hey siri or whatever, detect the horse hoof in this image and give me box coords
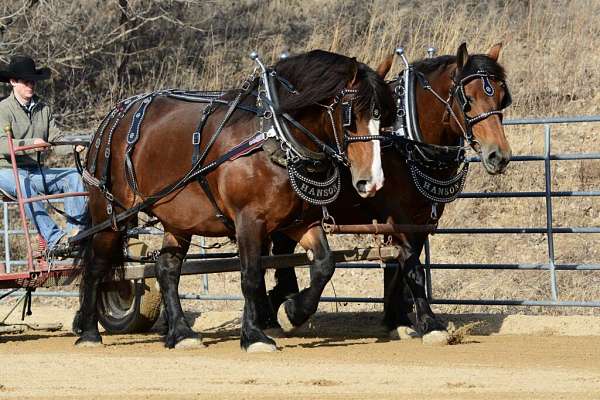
[264,327,286,339]
[277,305,296,333]
[246,342,277,353]
[389,326,420,341]
[74,337,103,348]
[422,330,450,346]
[174,337,205,349]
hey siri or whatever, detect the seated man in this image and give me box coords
[0,55,88,251]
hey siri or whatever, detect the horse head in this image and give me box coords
[343,61,396,197]
[450,42,512,174]
[273,50,395,198]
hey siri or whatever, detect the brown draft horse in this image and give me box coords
[73,50,395,351]
[267,43,513,343]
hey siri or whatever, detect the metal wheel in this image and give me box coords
[97,239,162,333]
[97,278,162,333]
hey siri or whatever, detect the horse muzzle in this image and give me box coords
[353,176,384,198]
[481,145,511,175]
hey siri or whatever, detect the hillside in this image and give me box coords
[2,0,600,314]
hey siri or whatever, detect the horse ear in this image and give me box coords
[456,42,469,71]
[376,54,394,78]
[487,42,503,61]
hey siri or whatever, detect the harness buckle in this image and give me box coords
[372,107,381,121]
[265,126,276,138]
[321,206,336,234]
[285,148,300,164]
[192,132,201,145]
[241,80,251,91]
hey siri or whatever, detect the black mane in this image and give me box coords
[412,55,456,75]
[274,50,356,112]
[413,53,506,81]
[222,50,395,127]
[274,50,395,125]
[353,62,396,127]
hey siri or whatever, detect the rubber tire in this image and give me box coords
[97,278,162,334]
[97,239,162,334]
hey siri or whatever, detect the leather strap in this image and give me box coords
[197,176,235,231]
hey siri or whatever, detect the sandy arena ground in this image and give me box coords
[2,305,600,400]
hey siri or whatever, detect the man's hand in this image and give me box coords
[75,145,85,153]
[32,138,50,152]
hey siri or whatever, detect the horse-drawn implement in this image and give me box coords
[0,49,408,347]
[0,123,404,334]
[1,43,514,351]
[0,125,406,322]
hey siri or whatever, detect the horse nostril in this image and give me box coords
[488,150,500,163]
[485,148,510,171]
[356,180,368,192]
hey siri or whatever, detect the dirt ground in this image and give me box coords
[2,305,600,400]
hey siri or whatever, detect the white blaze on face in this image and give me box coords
[368,118,384,191]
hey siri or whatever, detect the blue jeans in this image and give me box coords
[0,166,88,249]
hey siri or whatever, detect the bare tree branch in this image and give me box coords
[51,18,153,65]
[116,0,133,87]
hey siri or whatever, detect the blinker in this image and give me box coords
[499,83,512,110]
[342,101,352,127]
[457,86,471,112]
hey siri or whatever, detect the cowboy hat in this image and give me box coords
[0,56,51,83]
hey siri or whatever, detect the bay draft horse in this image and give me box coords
[267,43,513,343]
[73,50,396,351]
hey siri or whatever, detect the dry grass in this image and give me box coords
[3,0,600,315]
[446,321,485,345]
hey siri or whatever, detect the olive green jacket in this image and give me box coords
[0,92,66,169]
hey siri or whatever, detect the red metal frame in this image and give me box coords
[0,128,88,289]
[7,133,38,271]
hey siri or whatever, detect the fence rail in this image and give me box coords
[421,115,600,307]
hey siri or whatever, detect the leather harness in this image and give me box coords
[72,67,370,243]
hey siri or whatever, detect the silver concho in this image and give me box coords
[482,76,495,97]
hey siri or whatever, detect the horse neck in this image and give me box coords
[416,65,462,147]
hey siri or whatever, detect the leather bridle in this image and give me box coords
[448,70,512,149]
